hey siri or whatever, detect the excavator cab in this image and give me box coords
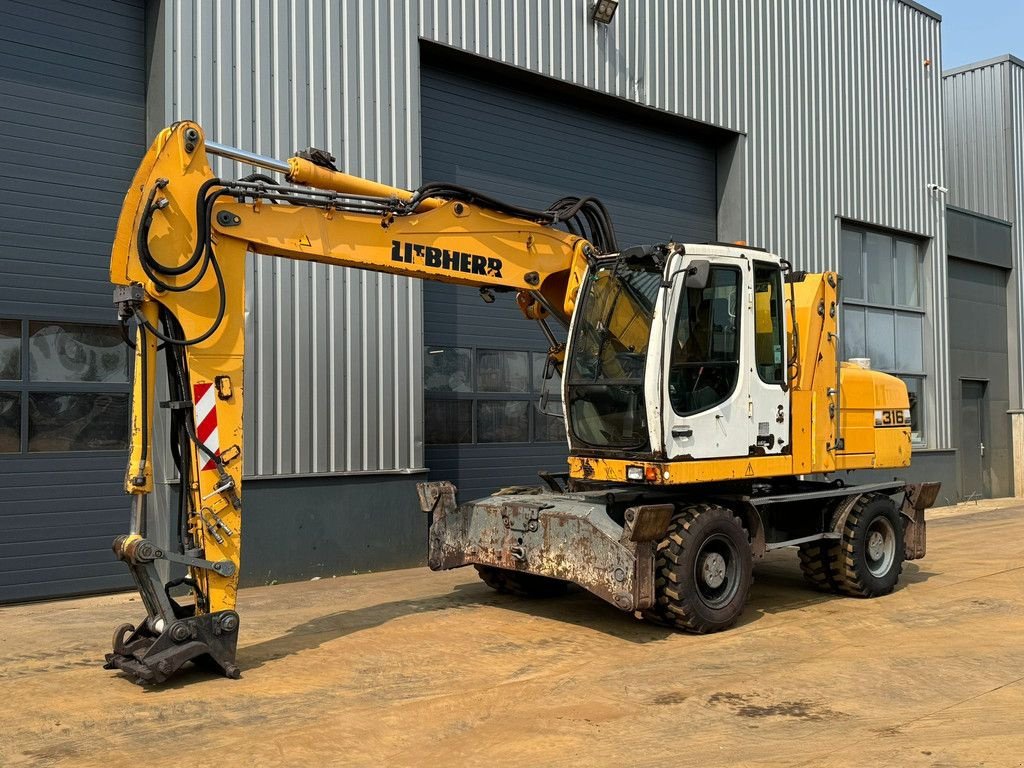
[562,244,790,463]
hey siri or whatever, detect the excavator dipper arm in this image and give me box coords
[103,121,606,684]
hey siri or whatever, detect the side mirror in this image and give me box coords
[543,354,557,380]
[683,259,710,290]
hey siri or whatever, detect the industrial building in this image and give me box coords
[0,0,1019,602]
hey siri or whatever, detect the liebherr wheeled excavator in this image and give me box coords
[103,122,938,685]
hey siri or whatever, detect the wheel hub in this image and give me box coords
[867,531,885,561]
[865,516,897,577]
[701,552,727,589]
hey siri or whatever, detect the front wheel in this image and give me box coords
[644,504,753,633]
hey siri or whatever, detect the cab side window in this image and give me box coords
[753,263,786,385]
[669,267,741,415]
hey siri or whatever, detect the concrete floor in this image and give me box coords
[1,502,1023,768]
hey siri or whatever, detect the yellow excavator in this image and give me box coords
[103,122,939,685]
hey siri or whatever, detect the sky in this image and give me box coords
[924,0,1024,69]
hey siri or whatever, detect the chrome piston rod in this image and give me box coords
[205,140,291,175]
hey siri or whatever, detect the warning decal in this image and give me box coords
[193,382,221,471]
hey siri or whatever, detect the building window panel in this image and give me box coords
[28,392,129,452]
[895,239,921,307]
[425,346,567,446]
[477,400,529,442]
[533,403,565,442]
[0,320,20,381]
[28,322,129,383]
[896,313,924,374]
[840,229,865,300]
[424,400,473,444]
[0,392,19,453]
[841,224,927,446]
[477,350,529,393]
[424,347,473,393]
[900,376,924,445]
[843,306,867,360]
[865,309,896,371]
[865,231,894,305]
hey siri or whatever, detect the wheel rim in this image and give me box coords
[693,533,741,609]
[865,516,896,577]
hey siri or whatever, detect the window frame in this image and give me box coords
[423,344,564,446]
[897,374,926,446]
[840,224,928,446]
[752,261,786,386]
[668,265,743,418]
[0,319,131,456]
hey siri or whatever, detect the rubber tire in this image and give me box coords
[644,504,753,634]
[474,565,569,597]
[798,540,841,593]
[834,493,904,597]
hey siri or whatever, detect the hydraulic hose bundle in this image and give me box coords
[405,181,619,254]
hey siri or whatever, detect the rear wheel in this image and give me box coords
[798,540,841,592]
[834,493,904,597]
[644,504,753,633]
[474,565,569,597]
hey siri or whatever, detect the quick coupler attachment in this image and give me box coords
[104,610,241,686]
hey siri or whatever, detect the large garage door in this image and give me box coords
[420,54,719,502]
[0,0,147,602]
[947,256,1012,499]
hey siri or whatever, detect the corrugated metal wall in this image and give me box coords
[153,0,423,476]
[153,0,951,468]
[1012,63,1024,408]
[944,60,1013,221]
[944,56,1024,409]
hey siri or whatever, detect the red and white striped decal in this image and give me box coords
[193,382,221,471]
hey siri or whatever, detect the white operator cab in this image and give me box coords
[562,243,790,463]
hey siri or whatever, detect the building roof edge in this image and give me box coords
[898,0,941,22]
[944,54,1024,78]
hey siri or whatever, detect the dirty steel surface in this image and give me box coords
[2,503,1023,767]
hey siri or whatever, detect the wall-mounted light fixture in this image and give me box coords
[590,0,618,24]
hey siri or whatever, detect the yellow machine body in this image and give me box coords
[569,270,912,485]
[103,121,922,685]
[111,123,913,615]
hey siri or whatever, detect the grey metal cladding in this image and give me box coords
[158,0,423,477]
[944,57,1024,409]
[157,0,950,469]
[1013,63,1024,407]
[946,207,1012,269]
[943,62,1013,221]
[0,0,146,322]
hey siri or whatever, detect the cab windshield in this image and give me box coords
[567,259,661,449]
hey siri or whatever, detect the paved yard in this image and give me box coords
[1,502,1022,767]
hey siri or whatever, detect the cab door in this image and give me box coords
[660,258,749,460]
[659,255,789,461]
[748,260,789,456]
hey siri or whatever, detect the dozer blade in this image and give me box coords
[419,481,674,613]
